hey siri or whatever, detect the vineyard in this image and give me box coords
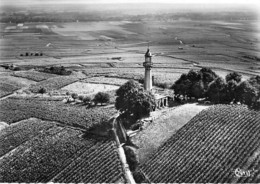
[141,105,260,183]
[0,75,36,97]
[0,97,117,129]
[29,76,79,93]
[13,71,58,82]
[82,76,128,86]
[0,118,56,157]
[0,119,125,183]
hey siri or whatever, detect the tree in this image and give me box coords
[199,67,218,89]
[82,96,91,104]
[93,92,110,105]
[115,80,155,120]
[225,79,238,103]
[171,74,192,99]
[191,81,205,99]
[38,87,47,94]
[172,68,218,100]
[206,77,226,103]
[225,72,242,83]
[236,81,258,106]
[71,93,78,100]
[123,146,139,172]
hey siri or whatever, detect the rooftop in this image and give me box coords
[145,49,152,57]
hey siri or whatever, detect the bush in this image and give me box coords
[71,93,78,100]
[78,95,84,101]
[123,146,139,172]
[13,67,21,71]
[38,87,47,94]
[83,96,91,104]
[93,92,110,105]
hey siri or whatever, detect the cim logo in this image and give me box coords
[234,168,258,178]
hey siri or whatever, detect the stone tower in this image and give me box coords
[143,48,153,91]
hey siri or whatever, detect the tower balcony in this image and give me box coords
[143,62,153,68]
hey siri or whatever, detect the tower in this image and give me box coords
[143,48,153,91]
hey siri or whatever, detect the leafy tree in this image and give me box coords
[38,87,47,94]
[93,92,110,105]
[225,72,242,83]
[83,96,92,104]
[78,95,84,101]
[236,81,258,106]
[171,74,192,99]
[206,77,226,103]
[200,67,218,89]
[71,93,78,100]
[123,145,139,172]
[187,70,201,83]
[225,79,238,103]
[115,80,155,120]
[191,81,205,99]
[172,68,218,100]
[247,75,260,92]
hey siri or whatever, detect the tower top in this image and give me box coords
[145,49,152,57]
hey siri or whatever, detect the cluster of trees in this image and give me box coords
[68,92,110,106]
[172,68,260,110]
[41,66,72,76]
[115,80,155,125]
[20,52,43,57]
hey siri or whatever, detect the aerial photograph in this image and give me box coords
[0,0,259,183]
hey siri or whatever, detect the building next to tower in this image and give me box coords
[143,48,169,110]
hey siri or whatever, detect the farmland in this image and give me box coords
[0,97,117,129]
[0,3,259,183]
[140,104,260,183]
[0,118,125,183]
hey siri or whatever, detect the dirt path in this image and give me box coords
[131,103,210,163]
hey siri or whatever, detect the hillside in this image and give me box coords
[140,105,260,183]
[0,118,126,183]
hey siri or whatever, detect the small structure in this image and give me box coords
[154,94,169,110]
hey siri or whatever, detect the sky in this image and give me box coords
[1,0,260,4]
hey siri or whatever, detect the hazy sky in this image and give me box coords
[1,0,260,4]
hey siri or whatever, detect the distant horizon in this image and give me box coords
[1,0,260,5]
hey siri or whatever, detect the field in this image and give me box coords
[62,82,119,95]
[1,20,259,82]
[0,8,260,183]
[140,104,260,183]
[0,118,125,183]
[13,70,58,82]
[0,97,117,129]
[0,75,36,97]
[131,103,209,162]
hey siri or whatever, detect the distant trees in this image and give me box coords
[115,80,155,120]
[40,66,72,75]
[172,68,218,100]
[172,68,260,110]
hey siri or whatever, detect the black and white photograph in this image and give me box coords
[0,0,259,183]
